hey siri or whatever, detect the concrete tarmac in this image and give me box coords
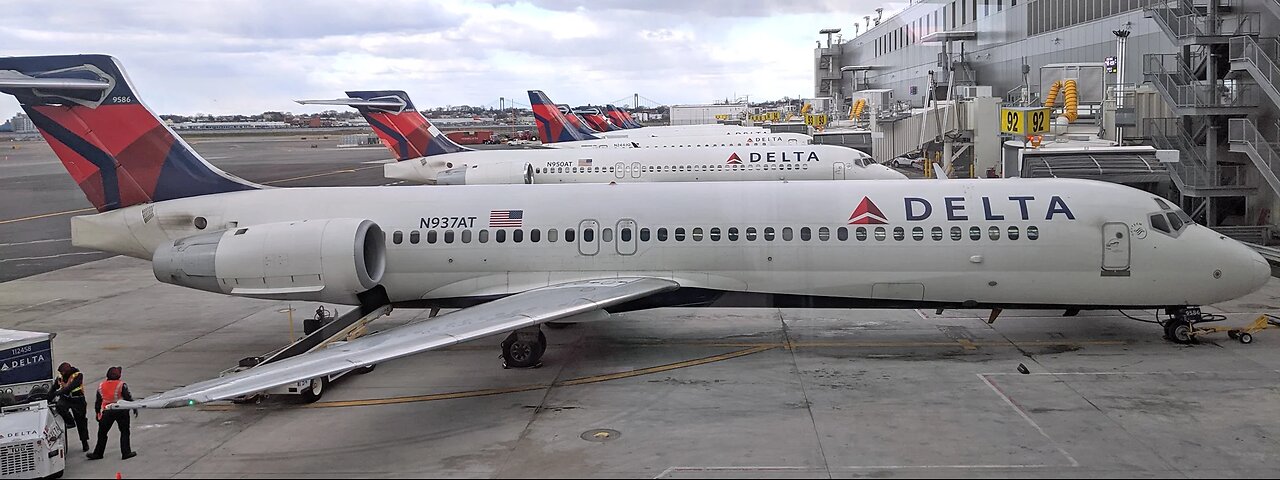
[0,255,1277,478]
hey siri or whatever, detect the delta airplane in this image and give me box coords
[1,55,1268,410]
[300,91,900,184]
[563,104,765,138]
[531,91,813,148]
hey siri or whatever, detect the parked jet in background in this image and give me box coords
[302,91,856,184]
[7,55,1263,410]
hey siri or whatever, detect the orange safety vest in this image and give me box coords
[97,380,124,420]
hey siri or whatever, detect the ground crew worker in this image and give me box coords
[86,366,137,461]
[52,362,90,452]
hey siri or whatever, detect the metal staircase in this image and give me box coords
[1144,53,1260,115]
[1229,36,1280,108]
[1147,117,1254,196]
[1228,117,1280,196]
[1144,0,1261,45]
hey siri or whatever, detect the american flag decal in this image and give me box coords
[489,209,524,228]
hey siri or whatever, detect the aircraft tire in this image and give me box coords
[502,331,545,369]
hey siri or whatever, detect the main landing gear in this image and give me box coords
[1162,306,1204,344]
[501,326,547,369]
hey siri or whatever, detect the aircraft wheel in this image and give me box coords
[502,331,545,369]
[1167,321,1195,345]
[300,377,327,403]
[1239,333,1253,344]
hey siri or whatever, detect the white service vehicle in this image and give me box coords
[0,329,66,479]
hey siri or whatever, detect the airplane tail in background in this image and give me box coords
[528,90,598,143]
[558,104,601,136]
[617,107,644,128]
[578,110,619,132]
[605,105,641,129]
[297,91,470,161]
[0,54,260,213]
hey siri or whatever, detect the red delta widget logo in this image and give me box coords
[848,196,1076,225]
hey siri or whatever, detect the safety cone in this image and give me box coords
[116,472,122,479]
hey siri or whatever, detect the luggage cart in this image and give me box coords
[1189,314,1280,344]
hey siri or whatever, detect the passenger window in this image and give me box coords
[565,229,575,242]
[675,228,687,241]
[692,228,704,241]
[496,229,507,243]
[950,226,963,241]
[426,230,436,244]
[513,229,524,243]
[728,227,739,241]
[479,229,489,243]
[548,229,558,242]
[462,230,472,243]
[764,227,775,241]
[621,228,632,242]
[932,227,944,241]
[855,227,868,241]
[1027,226,1040,240]
[874,227,887,241]
[1007,226,1020,240]
[969,226,981,241]
[782,227,794,241]
[530,229,540,243]
[640,228,651,242]
[602,228,613,242]
[818,227,830,241]
[410,231,421,244]
[893,227,905,241]
[710,227,722,241]
[800,227,812,241]
[746,227,758,241]
[837,227,849,241]
[393,231,403,244]
[444,230,455,244]
[912,227,924,241]
[658,228,669,241]
[583,228,595,242]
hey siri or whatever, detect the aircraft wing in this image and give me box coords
[112,277,679,409]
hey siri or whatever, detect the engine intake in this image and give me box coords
[152,218,386,304]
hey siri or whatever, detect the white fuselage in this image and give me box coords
[544,132,812,149]
[589,125,767,139]
[74,179,1269,309]
[386,145,905,184]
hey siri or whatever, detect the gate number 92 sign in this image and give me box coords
[1000,107,1052,135]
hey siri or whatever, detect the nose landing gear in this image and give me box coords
[1162,306,1203,344]
[501,326,547,369]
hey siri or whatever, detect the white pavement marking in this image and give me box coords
[656,464,1068,478]
[12,298,62,314]
[977,374,1080,467]
[0,238,70,248]
[361,158,397,164]
[0,251,104,263]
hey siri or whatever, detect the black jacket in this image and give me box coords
[54,369,84,398]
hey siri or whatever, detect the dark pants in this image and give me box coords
[91,410,131,457]
[54,396,89,444]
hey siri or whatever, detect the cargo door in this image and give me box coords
[1101,222,1130,275]
[578,219,600,256]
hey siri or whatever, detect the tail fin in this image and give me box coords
[604,105,638,129]
[557,104,600,136]
[528,90,597,143]
[297,90,469,161]
[616,107,644,128]
[576,107,620,132]
[0,54,259,212]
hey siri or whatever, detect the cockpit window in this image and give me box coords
[1154,198,1171,210]
[1167,212,1184,231]
[1150,213,1171,234]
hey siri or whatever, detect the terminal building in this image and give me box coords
[815,0,1280,242]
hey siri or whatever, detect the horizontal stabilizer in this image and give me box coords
[294,97,407,112]
[0,71,112,91]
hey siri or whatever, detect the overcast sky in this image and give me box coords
[0,0,906,118]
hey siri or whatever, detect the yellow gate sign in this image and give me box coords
[1000,107,1052,135]
[804,113,828,129]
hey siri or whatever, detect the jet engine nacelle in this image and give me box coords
[436,162,534,185]
[152,218,386,304]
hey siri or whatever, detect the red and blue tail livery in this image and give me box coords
[343,91,469,160]
[528,90,599,144]
[558,104,601,137]
[0,54,259,212]
[605,105,643,129]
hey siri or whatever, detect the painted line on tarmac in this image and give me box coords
[0,208,95,225]
[0,251,104,263]
[263,165,382,185]
[0,238,69,248]
[200,345,774,411]
[979,374,1080,467]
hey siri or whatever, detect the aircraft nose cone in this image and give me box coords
[1248,250,1271,292]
